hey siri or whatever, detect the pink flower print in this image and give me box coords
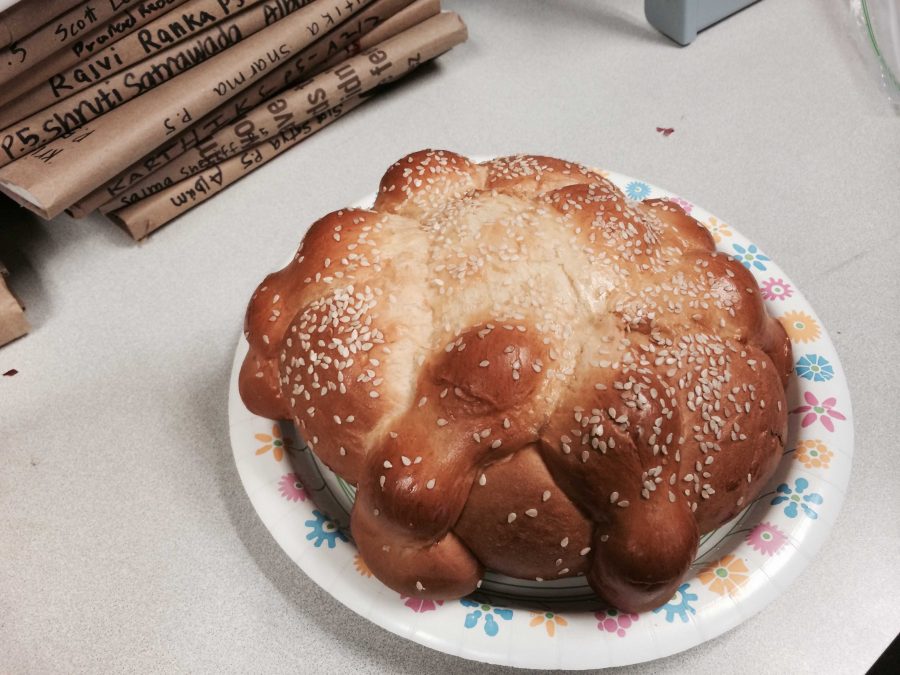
[595,609,639,637]
[746,522,787,555]
[402,596,444,613]
[760,277,794,301]
[278,473,307,502]
[791,391,846,432]
[666,197,693,214]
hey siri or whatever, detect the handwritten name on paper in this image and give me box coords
[304,48,387,118]
[106,80,278,204]
[56,1,245,98]
[1,25,243,160]
[212,43,290,96]
[69,0,184,59]
[3,0,143,66]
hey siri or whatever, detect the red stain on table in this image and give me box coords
[656,127,675,137]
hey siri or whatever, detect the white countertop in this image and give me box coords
[2,0,899,672]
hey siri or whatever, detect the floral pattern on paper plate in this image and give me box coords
[529,611,568,637]
[625,181,651,200]
[403,596,444,613]
[461,600,513,636]
[794,440,833,469]
[305,510,348,548]
[760,277,794,301]
[596,609,639,637]
[746,522,787,556]
[278,473,307,502]
[255,423,292,462]
[703,216,732,243]
[779,310,821,343]
[796,354,835,382]
[666,196,693,214]
[772,478,823,519]
[791,392,846,432]
[698,555,749,595]
[653,583,697,623]
[354,554,373,578]
[731,243,770,271]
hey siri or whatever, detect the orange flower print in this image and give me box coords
[255,423,290,462]
[779,311,821,344]
[703,217,732,243]
[529,611,568,637]
[698,555,749,596]
[794,439,833,469]
[354,554,373,578]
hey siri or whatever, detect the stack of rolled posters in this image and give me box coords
[0,0,466,238]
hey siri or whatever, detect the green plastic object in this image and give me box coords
[645,0,761,46]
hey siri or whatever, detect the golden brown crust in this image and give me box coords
[239,150,791,612]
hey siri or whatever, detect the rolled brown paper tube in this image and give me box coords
[0,0,241,127]
[0,265,29,346]
[106,9,463,212]
[109,95,365,239]
[0,0,193,109]
[70,0,415,217]
[0,0,377,218]
[0,0,317,166]
[0,0,84,51]
[108,11,466,238]
[319,0,438,70]
[0,0,148,87]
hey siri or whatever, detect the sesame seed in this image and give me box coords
[436,418,448,427]
[542,490,551,502]
[478,473,487,486]
[507,513,517,523]
[479,360,490,367]
[580,547,591,556]
[426,479,436,489]
[415,581,425,591]
[383,461,392,468]
[560,537,569,547]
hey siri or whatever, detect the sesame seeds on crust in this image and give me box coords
[239,150,791,603]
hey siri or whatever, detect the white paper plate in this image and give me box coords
[228,167,853,669]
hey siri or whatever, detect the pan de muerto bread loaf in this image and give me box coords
[239,150,792,612]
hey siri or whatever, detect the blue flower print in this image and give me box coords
[771,478,824,519]
[625,181,651,200]
[731,243,770,271]
[461,599,514,636]
[304,509,348,548]
[795,354,834,382]
[653,583,697,623]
